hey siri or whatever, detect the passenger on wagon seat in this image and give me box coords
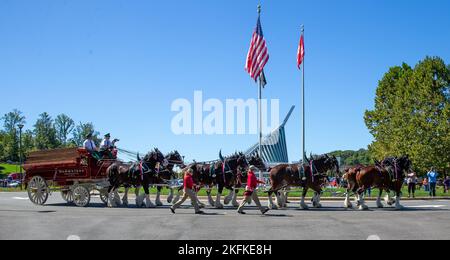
[83,133,101,160]
[99,133,119,159]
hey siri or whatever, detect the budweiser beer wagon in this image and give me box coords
[23,148,117,207]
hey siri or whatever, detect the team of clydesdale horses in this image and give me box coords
[106,148,413,211]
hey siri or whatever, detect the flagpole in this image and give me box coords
[258,77,262,158]
[258,4,262,159]
[301,25,306,164]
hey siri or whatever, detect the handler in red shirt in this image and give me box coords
[237,166,270,215]
[171,168,204,214]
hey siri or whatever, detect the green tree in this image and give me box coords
[365,57,450,175]
[54,114,75,146]
[0,131,5,161]
[329,149,373,166]
[71,122,100,147]
[34,112,59,150]
[1,109,26,161]
[22,130,35,156]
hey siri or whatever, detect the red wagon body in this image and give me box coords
[23,148,116,207]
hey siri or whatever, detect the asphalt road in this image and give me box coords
[0,192,449,240]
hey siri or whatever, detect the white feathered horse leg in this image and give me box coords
[358,192,369,210]
[155,187,163,206]
[215,192,224,209]
[344,190,353,208]
[135,187,144,208]
[122,187,129,207]
[167,188,174,204]
[312,192,322,208]
[108,189,117,208]
[376,189,384,208]
[300,188,309,210]
[194,191,206,208]
[394,192,403,210]
[206,188,215,207]
[268,191,276,209]
[224,189,234,205]
[231,189,240,207]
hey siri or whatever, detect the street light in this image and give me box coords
[18,124,24,190]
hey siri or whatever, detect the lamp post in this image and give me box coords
[18,124,24,189]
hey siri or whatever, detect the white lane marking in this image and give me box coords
[408,205,445,208]
[12,197,29,200]
[67,235,81,240]
[367,235,381,240]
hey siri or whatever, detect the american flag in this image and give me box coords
[245,16,269,83]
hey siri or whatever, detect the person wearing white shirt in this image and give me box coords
[99,133,119,159]
[100,133,118,151]
[83,133,97,152]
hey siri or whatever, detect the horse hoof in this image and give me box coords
[122,201,129,207]
[358,205,369,211]
[345,203,353,208]
[300,204,309,210]
[232,202,240,208]
[216,204,224,209]
[314,203,322,208]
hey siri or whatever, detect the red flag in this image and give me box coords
[297,34,305,69]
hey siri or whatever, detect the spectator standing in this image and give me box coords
[407,172,418,198]
[444,176,450,194]
[427,167,438,197]
[423,178,429,192]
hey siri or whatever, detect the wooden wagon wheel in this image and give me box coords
[61,189,74,203]
[27,176,49,206]
[96,188,109,205]
[73,185,91,207]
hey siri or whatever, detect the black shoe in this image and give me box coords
[238,211,246,215]
[170,207,175,214]
[262,208,270,215]
[195,211,205,215]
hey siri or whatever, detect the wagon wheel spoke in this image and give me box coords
[27,176,49,206]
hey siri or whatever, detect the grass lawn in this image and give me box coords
[0,164,22,179]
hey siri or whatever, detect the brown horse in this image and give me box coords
[267,154,340,209]
[343,155,412,210]
[106,148,167,208]
[154,151,185,206]
[174,152,251,209]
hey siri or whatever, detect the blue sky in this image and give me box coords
[1,0,449,162]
